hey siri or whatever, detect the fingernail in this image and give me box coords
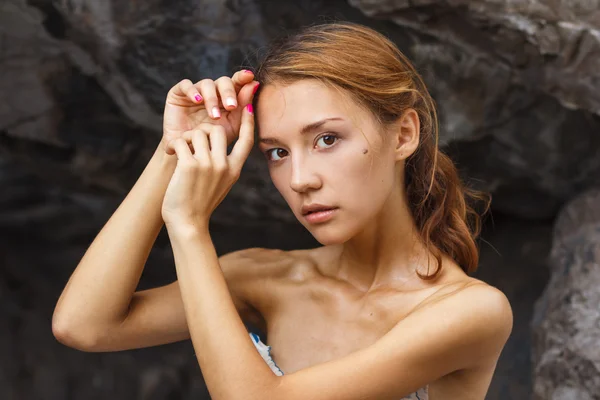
[194,94,203,102]
[243,69,253,74]
[225,97,236,108]
[247,104,253,114]
[212,107,221,118]
[252,83,260,95]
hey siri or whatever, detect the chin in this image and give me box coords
[304,222,357,246]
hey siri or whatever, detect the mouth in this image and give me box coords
[301,205,339,224]
[301,204,337,216]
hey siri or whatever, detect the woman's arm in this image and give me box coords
[52,145,261,353]
[52,143,178,349]
[52,71,259,352]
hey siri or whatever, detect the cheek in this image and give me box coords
[337,148,388,186]
[269,168,295,202]
[269,169,284,191]
[338,150,396,206]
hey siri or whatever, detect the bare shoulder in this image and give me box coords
[431,277,512,333]
[445,281,514,363]
[218,247,318,330]
[219,246,322,282]
[398,277,514,365]
[219,247,297,279]
[217,247,312,302]
[453,281,514,338]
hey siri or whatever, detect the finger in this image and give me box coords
[169,138,196,164]
[229,104,255,171]
[231,69,255,92]
[169,78,203,104]
[237,81,260,110]
[166,140,193,156]
[165,135,187,155]
[191,130,211,164]
[228,80,260,134]
[209,126,228,169]
[182,126,211,142]
[175,130,198,154]
[196,79,221,119]
[215,76,238,111]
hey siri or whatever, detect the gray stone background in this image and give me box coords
[0,0,599,399]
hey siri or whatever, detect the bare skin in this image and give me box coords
[229,247,501,399]
[53,71,512,400]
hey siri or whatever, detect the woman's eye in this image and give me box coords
[266,135,337,161]
[316,134,337,149]
[267,148,288,161]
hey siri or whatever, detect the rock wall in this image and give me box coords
[532,189,600,400]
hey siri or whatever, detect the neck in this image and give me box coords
[333,189,435,293]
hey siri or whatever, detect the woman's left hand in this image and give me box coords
[161,104,255,231]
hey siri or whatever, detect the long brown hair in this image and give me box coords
[252,22,491,279]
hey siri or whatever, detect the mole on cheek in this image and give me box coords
[362,149,368,154]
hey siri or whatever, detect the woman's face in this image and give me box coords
[256,79,400,245]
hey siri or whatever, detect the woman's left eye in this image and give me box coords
[316,134,338,149]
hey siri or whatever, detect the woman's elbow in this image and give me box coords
[52,315,101,352]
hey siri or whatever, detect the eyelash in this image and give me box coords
[265,133,340,163]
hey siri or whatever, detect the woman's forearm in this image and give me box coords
[52,142,177,346]
[167,225,279,400]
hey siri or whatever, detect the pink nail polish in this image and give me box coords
[247,104,253,114]
[243,69,253,74]
[225,97,237,108]
[194,94,202,102]
[252,83,260,95]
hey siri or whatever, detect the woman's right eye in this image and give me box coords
[266,148,288,162]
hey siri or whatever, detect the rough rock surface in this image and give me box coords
[348,0,600,219]
[349,0,600,114]
[531,188,600,400]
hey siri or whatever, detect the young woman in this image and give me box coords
[52,22,513,399]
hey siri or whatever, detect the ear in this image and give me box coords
[392,108,420,161]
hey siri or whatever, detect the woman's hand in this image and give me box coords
[162,70,259,153]
[161,103,255,230]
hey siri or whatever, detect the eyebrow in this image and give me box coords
[259,117,344,145]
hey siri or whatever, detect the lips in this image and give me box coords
[301,204,337,215]
[302,207,338,224]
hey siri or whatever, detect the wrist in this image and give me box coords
[156,138,176,159]
[151,140,177,171]
[165,218,210,238]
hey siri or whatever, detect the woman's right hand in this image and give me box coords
[161,70,259,154]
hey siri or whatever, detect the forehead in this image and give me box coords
[256,79,371,138]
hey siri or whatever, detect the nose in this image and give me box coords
[290,155,322,193]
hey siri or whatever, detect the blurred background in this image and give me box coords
[1,0,599,399]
